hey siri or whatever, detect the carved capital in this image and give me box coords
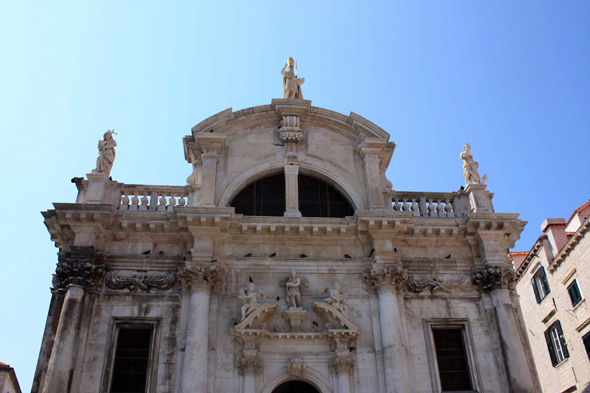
[329,356,355,375]
[473,266,515,294]
[52,246,105,290]
[236,358,263,376]
[363,265,405,293]
[177,264,224,293]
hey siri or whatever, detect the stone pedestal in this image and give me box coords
[84,172,110,204]
[282,308,308,332]
[465,183,493,213]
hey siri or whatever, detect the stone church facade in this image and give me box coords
[33,74,541,393]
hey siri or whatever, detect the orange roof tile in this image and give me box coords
[566,199,590,227]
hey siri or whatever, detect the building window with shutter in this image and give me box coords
[532,266,551,303]
[567,280,582,307]
[582,332,590,362]
[544,320,569,366]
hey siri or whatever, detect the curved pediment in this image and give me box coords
[312,301,360,332]
[233,301,279,330]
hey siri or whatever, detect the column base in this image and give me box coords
[284,209,302,217]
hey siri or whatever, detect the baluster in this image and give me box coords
[445,199,455,218]
[149,191,158,210]
[428,200,437,217]
[178,195,187,207]
[139,195,149,210]
[119,195,130,211]
[130,195,140,210]
[168,196,177,211]
[436,200,444,217]
[157,196,167,211]
[411,200,420,216]
[402,199,410,212]
[393,199,401,211]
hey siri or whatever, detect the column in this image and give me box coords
[364,265,410,393]
[237,358,263,393]
[473,267,535,393]
[284,164,302,217]
[177,264,224,393]
[42,246,105,393]
[330,357,355,393]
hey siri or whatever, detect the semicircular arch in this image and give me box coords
[218,161,365,212]
[261,365,332,393]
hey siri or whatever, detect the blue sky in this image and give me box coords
[1,1,589,390]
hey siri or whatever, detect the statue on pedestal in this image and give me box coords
[281,57,305,99]
[280,270,309,309]
[238,281,267,321]
[320,282,348,316]
[460,143,487,185]
[92,130,117,176]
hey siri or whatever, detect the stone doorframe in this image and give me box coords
[261,367,332,393]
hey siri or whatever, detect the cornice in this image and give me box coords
[549,215,590,273]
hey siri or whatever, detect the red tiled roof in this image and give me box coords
[0,361,9,366]
[566,199,590,227]
[509,251,528,256]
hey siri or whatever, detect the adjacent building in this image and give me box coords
[0,362,22,393]
[33,64,541,393]
[513,200,590,392]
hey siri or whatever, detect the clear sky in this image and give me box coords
[1,1,589,390]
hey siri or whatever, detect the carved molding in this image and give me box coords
[236,358,263,376]
[177,264,224,293]
[105,271,176,292]
[52,246,105,290]
[329,356,355,375]
[406,275,473,295]
[287,358,306,379]
[473,266,515,294]
[363,265,405,293]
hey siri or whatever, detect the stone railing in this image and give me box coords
[389,191,467,218]
[117,185,190,211]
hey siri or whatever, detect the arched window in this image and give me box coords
[230,173,354,218]
[272,380,320,393]
[298,174,354,218]
[231,173,285,216]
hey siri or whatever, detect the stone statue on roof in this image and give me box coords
[460,143,487,186]
[92,130,117,176]
[281,57,305,99]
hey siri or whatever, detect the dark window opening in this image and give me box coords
[111,327,152,393]
[568,280,582,307]
[231,173,285,216]
[272,380,320,393]
[582,331,590,362]
[298,174,354,218]
[532,266,551,303]
[432,328,472,392]
[545,320,569,366]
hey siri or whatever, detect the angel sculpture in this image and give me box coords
[280,270,309,309]
[238,281,267,321]
[320,281,348,316]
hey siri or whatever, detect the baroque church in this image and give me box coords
[33,59,541,393]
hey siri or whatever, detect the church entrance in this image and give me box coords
[271,380,320,393]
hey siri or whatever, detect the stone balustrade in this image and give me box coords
[390,191,467,218]
[117,185,189,211]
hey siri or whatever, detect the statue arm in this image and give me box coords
[281,63,287,76]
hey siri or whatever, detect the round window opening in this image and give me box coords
[271,380,320,393]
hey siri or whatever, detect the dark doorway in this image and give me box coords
[271,380,320,393]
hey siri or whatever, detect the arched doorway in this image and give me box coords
[271,380,320,393]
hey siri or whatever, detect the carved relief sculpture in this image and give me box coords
[320,281,348,316]
[406,275,473,295]
[280,270,309,309]
[287,358,306,379]
[460,143,487,186]
[281,57,304,99]
[92,129,117,176]
[238,280,267,320]
[105,271,176,292]
[473,266,515,294]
